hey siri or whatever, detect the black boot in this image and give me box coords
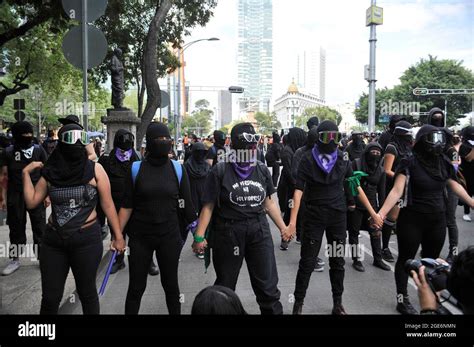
[149,260,160,276]
[352,259,365,272]
[110,254,126,274]
[381,222,394,250]
[332,297,347,315]
[382,248,395,263]
[370,234,391,271]
[396,296,418,315]
[292,301,303,315]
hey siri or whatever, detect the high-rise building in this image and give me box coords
[296,47,326,102]
[237,0,273,113]
[218,90,233,128]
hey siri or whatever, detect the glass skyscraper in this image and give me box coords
[237,0,273,113]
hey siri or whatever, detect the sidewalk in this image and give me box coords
[0,208,110,314]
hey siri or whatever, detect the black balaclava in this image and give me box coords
[307,117,320,131]
[231,123,256,151]
[428,107,445,128]
[43,124,92,187]
[272,131,281,144]
[389,115,407,133]
[213,130,226,147]
[287,127,307,153]
[146,122,172,166]
[316,120,339,154]
[185,142,210,179]
[352,131,364,149]
[114,129,134,151]
[363,142,383,173]
[306,128,318,150]
[413,124,448,181]
[463,126,474,143]
[11,121,34,149]
[392,120,413,156]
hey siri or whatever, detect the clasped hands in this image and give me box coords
[369,212,385,230]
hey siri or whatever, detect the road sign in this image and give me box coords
[14,99,25,110]
[14,111,26,122]
[160,90,170,109]
[229,86,244,94]
[61,0,108,22]
[379,114,390,124]
[62,25,107,70]
[413,88,429,96]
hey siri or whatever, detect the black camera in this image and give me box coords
[405,258,451,292]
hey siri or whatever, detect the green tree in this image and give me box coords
[254,111,281,135]
[295,106,342,128]
[182,99,213,136]
[355,56,474,126]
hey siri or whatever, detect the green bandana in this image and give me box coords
[346,171,369,197]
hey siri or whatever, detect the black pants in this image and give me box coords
[294,205,347,303]
[7,189,45,259]
[277,175,289,213]
[347,208,383,262]
[212,214,283,314]
[40,222,103,315]
[446,187,458,252]
[395,209,446,296]
[271,163,280,187]
[125,218,182,315]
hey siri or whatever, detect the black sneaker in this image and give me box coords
[148,261,160,276]
[316,257,325,266]
[382,248,395,262]
[280,240,289,251]
[396,297,418,315]
[110,260,125,274]
[332,303,347,315]
[352,260,365,272]
[292,301,303,315]
[373,259,391,271]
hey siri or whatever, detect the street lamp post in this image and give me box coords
[175,38,219,146]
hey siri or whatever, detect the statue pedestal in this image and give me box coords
[102,109,141,153]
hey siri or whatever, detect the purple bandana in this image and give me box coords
[231,162,256,180]
[115,148,133,162]
[312,145,337,174]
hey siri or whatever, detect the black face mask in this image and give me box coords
[192,150,207,162]
[366,153,381,168]
[148,139,172,158]
[59,143,86,162]
[422,141,444,156]
[431,115,444,127]
[317,141,338,154]
[17,136,33,149]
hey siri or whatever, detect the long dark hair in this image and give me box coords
[191,286,247,315]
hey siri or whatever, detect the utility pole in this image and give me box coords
[366,1,383,132]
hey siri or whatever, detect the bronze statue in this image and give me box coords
[110,48,125,109]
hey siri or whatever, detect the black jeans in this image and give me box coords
[271,163,280,187]
[125,218,182,315]
[7,189,45,259]
[212,214,283,315]
[294,205,347,303]
[395,209,446,296]
[347,208,383,261]
[446,187,458,252]
[40,222,103,315]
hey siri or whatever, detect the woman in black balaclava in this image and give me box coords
[192,123,290,315]
[379,114,407,152]
[206,130,227,167]
[119,122,197,315]
[347,142,390,273]
[1,121,47,277]
[280,127,306,250]
[287,120,382,315]
[378,125,474,315]
[265,131,283,188]
[97,129,141,274]
[184,142,210,261]
[381,120,413,263]
[345,131,366,161]
[22,123,125,314]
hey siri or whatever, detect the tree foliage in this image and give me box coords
[254,111,281,134]
[295,106,342,129]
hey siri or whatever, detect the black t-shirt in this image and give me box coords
[1,145,47,192]
[396,156,456,214]
[122,160,197,233]
[202,162,275,220]
[295,150,355,211]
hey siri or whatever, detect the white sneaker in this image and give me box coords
[463,215,472,222]
[2,259,20,276]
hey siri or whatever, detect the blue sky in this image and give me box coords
[179,0,473,111]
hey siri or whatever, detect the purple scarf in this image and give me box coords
[312,145,338,174]
[231,162,256,180]
[115,148,133,162]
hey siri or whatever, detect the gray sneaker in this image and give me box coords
[2,259,20,276]
[314,263,324,272]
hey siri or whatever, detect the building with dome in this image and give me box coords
[274,80,326,130]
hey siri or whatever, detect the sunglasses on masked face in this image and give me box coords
[318,131,342,145]
[60,130,88,145]
[425,131,446,145]
[238,132,262,144]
